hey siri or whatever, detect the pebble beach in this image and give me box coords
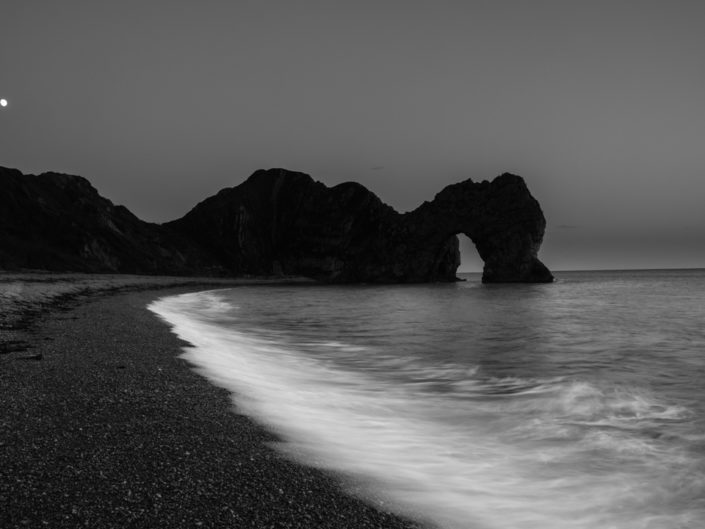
[0,274,419,529]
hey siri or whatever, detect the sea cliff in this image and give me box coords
[0,166,552,283]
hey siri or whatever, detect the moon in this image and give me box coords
[0,99,7,107]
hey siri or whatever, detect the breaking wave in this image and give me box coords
[150,286,705,529]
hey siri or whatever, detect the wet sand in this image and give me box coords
[0,276,420,528]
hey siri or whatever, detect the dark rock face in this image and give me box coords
[168,169,553,283]
[0,166,552,282]
[0,167,221,275]
[403,173,553,283]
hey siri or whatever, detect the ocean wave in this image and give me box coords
[149,290,705,529]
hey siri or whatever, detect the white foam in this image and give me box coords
[149,291,704,529]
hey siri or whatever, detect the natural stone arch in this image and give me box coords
[359,172,553,283]
[171,169,553,283]
[0,166,552,282]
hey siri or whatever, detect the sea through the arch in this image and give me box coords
[149,269,705,529]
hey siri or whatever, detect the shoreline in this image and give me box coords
[0,277,420,528]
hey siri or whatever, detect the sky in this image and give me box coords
[1,0,703,272]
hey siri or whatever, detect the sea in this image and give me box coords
[149,269,705,529]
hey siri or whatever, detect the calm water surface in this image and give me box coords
[150,270,705,529]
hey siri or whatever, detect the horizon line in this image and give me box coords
[458,266,705,274]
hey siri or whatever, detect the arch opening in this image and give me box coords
[457,233,484,278]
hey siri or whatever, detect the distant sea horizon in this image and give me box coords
[458,266,705,274]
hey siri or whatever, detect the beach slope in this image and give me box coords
[0,277,419,528]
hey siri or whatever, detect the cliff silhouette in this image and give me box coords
[0,166,553,283]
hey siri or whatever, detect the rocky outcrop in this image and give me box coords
[401,173,553,283]
[0,166,553,282]
[168,168,553,283]
[0,167,221,274]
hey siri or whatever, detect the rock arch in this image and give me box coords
[0,166,552,282]
[401,172,554,283]
[170,169,554,283]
